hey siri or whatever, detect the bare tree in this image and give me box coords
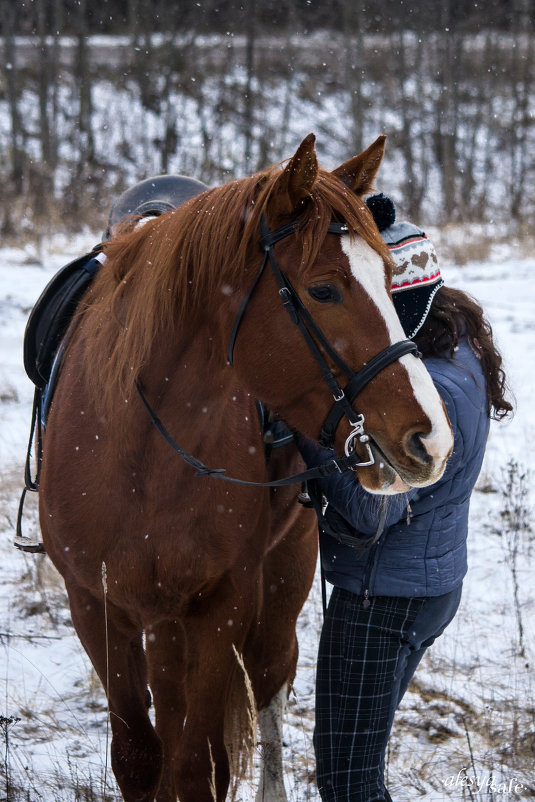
[243,0,257,173]
[342,0,365,155]
[2,0,535,232]
[433,1,462,220]
[509,0,533,219]
[2,2,25,195]
[388,30,429,220]
[75,0,95,169]
[31,0,63,219]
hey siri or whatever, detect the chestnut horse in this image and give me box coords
[39,135,452,802]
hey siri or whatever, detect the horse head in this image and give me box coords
[228,134,453,493]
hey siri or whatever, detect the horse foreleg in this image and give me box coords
[174,642,231,801]
[65,583,163,802]
[255,684,288,802]
[145,619,187,802]
[174,584,259,802]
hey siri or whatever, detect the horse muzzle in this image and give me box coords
[354,425,452,495]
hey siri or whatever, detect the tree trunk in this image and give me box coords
[342,0,365,155]
[2,2,25,194]
[75,0,95,168]
[243,0,257,173]
[434,1,461,221]
[509,0,532,219]
[394,31,426,220]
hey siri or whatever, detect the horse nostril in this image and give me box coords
[408,432,433,464]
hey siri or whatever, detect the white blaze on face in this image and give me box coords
[340,237,453,459]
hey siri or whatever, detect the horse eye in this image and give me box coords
[307,284,343,304]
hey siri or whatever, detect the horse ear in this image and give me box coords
[268,133,319,219]
[332,135,386,196]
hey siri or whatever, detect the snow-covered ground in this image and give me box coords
[0,234,533,800]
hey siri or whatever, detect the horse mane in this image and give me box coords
[80,163,390,412]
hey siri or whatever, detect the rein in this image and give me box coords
[135,380,367,486]
[136,214,420,488]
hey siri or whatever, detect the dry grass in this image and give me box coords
[426,223,535,267]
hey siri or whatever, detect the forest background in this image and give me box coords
[1,0,534,249]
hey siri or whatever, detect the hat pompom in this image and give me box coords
[366,193,396,232]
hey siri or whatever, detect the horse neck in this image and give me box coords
[146,316,227,400]
[136,314,260,454]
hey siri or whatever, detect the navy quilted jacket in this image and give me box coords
[298,336,490,598]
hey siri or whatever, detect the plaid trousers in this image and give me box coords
[313,585,462,802]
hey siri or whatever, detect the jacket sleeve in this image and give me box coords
[296,434,418,536]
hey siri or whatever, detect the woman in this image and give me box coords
[297,196,512,802]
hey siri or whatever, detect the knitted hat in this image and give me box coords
[366,194,443,339]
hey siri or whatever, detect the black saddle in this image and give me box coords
[23,249,103,390]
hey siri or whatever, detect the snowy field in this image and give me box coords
[0,233,534,800]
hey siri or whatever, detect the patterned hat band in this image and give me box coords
[386,226,441,291]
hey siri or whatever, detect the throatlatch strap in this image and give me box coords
[227,250,269,366]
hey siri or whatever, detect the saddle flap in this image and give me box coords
[23,250,102,389]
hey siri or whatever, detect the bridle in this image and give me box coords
[228,214,419,456]
[135,212,420,488]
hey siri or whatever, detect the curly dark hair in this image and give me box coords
[413,286,513,420]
